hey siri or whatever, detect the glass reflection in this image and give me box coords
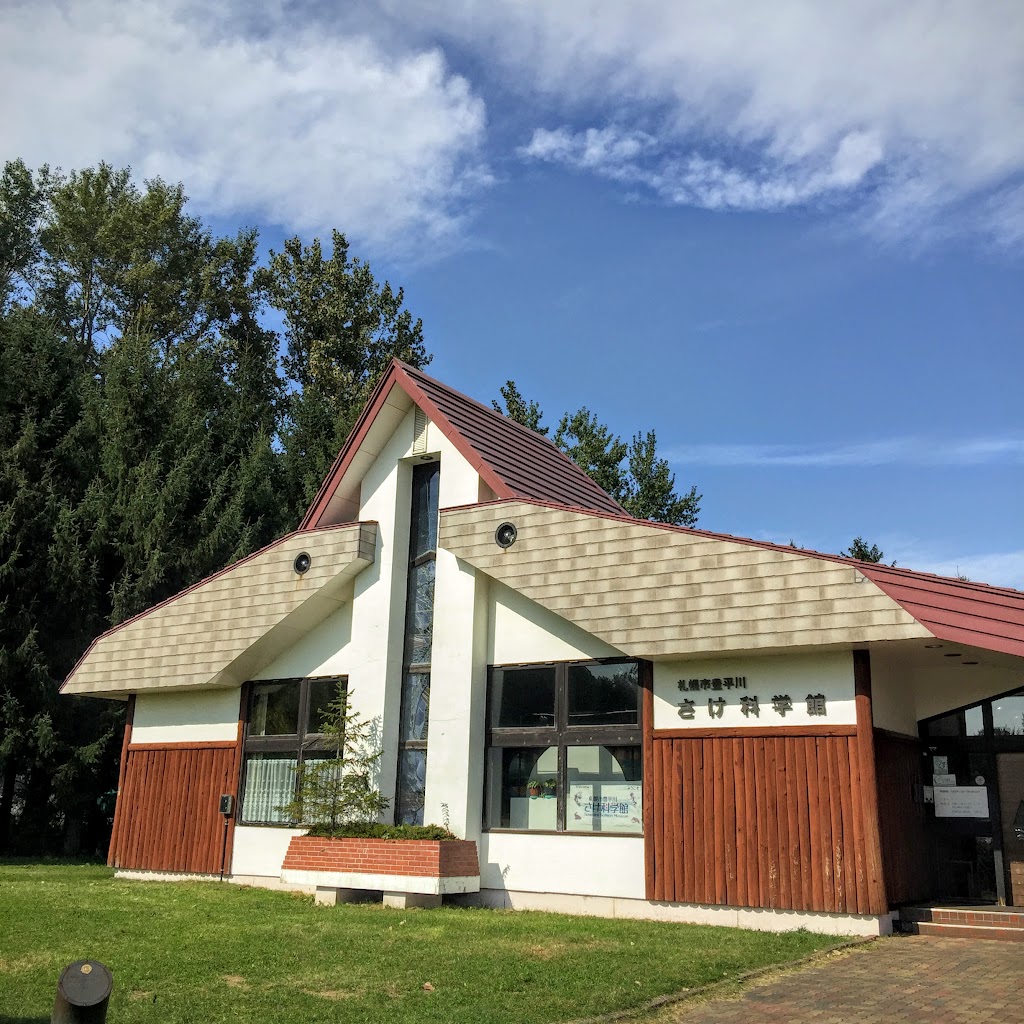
[397,749,427,826]
[250,682,300,736]
[567,662,639,727]
[491,666,556,728]
[399,673,430,743]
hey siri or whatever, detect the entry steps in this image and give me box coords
[896,904,1024,942]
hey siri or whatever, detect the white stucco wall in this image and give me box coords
[231,825,306,877]
[869,644,1024,735]
[347,407,418,804]
[252,603,353,681]
[480,832,646,899]
[912,659,1023,721]
[868,652,918,736]
[131,688,241,743]
[488,581,623,664]
[652,651,856,730]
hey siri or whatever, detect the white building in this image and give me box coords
[63,359,1024,934]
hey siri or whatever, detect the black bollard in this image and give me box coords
[52,960,113,1024]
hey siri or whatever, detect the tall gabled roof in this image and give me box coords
[301,359,626,528]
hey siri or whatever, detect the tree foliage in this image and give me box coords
[0,159,428,854]
[493,381,701,527]
[840,537,886,563]
[280,688,389,834]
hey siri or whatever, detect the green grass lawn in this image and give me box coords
[0,862,845,1023]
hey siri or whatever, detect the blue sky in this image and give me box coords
[2,1,1021,585]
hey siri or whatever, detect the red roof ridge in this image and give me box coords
[302,357,627,529]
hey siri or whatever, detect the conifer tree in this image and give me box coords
[258,230,429,519]
[0,307,112,852]
[494,381,701,527]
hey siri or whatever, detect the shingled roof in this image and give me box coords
[301,359,626,528]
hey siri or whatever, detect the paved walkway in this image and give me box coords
[654,936,1024,1023]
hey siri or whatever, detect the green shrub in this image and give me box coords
[305,822,457,840]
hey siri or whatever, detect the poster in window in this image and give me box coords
[934,785,990,819]
[568,783,642,833]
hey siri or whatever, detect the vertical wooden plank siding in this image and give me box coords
[109,742,241,875]
[648,728,879,915]
[874,730,930,905]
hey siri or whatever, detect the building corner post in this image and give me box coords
[853,649,888,915]
[640,660,656,901]
[106,694,135,869]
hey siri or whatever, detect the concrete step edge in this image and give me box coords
[909,921,1024,941]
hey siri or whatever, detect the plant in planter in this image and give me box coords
[280,687,390,832]
[528,779,543,798]
[278,689,481,901]
[542,779,557,799]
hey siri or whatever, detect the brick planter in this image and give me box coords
[280,835,480,902]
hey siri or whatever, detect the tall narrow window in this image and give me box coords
[396,460,439,825]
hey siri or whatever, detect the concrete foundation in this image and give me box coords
[314,886,362,906]
[383,891,443,909]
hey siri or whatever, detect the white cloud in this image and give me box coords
[667,437,1024,468]
[391,0,1024,243]
[0,0,489,256]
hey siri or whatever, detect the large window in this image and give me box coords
[239,677,345,824]
[485,660,643,834]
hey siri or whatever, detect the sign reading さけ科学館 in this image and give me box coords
[651,653,858,730]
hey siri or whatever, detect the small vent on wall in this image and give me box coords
[412,407,428,454]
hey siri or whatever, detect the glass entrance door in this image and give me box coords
[997,753,1024,906]
[920,688,1024,906]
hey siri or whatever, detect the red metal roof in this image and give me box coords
[855,563,1024,660]
[301,359,626,528]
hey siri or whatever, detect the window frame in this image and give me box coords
[484,658,644,835]
[238,675,346,826]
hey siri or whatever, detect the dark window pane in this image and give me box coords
[396,749,427,826]
[306,679,342,735]
[491,667,556,728]
[567,662,639,727]
[926,712,961,738]
[565,745,643,833]
[250,682,300,736]
[485,746,558,830]
[404,559,435,665]
[240,753,298,823]
[399,672,430,743]
[410,462,440,561]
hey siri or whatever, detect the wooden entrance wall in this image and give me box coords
[875,731,929,905]
[642,650,888,916]
[108,744,241,873]
[107,697,244,874]
[645,730,886,914]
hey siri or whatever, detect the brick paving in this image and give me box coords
[654,935,1024,1023]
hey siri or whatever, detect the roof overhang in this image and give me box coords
[62,522,377,698]
[441,500,933,659]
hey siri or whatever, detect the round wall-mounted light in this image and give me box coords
[495,522,518,549]
[293,551,312,575]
